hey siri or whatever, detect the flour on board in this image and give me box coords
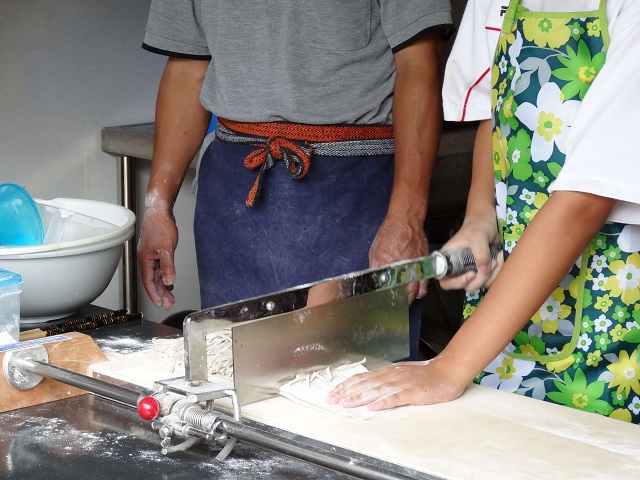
[0,331,17,346]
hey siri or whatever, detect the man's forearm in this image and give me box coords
[389,33,444,223]
[147,57,211,210]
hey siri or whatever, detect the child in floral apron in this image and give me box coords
[328,0,640,424]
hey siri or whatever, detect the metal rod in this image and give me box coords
[23,359,140,407]
[217,419,420,480]
[120,154,138,313]
[13,354,428,479]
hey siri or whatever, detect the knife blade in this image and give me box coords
[183,244,502,405]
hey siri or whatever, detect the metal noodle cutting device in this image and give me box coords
[2,245,501,480]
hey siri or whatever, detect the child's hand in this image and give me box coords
[326,358,466,411]
[439,215,502,292]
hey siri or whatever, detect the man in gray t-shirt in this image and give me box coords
[137,0,453,360]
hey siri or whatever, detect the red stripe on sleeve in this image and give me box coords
[461,67,490,122]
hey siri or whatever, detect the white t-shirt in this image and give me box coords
[443,0,640,224]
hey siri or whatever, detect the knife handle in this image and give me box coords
[433,244,503,280]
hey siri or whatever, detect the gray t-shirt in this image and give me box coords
[143,0,452,125]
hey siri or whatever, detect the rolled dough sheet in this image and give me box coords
[241,384,640,479]
[279,363,380,420]
[90,343,640,479]
[90,346,233,389]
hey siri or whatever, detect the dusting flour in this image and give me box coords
[0,330,17,346]
[94,335,154,354]
[0,407,345,479]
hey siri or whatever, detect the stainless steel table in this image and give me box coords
[0,394,357,480]
[2,319,350,479]
[3,319,433,480]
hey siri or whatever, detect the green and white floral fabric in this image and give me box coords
[466,0,640,423]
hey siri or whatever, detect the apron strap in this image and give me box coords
[599,0,611,48]
[502,0,521,34]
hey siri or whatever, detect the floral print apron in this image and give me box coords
[465,0,640,423]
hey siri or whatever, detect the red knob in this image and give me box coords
[137,396,161,421]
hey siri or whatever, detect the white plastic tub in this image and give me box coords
[0,198,136,322]
[0,269,22,344]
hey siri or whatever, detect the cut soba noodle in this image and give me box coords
[151,328,233,379]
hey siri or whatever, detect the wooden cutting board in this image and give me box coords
[0,332,108,412]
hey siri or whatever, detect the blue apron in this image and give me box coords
[194,136,423,359]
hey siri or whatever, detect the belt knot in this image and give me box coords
[216,118,394,208]
[244,136,311,207]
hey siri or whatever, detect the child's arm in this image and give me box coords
[438,189,616,387]
[439,119,503,293]
[327,189,615,411]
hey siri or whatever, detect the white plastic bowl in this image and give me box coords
[0,198,135,322]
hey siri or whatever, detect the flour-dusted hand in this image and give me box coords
[326,357,466,411]
[369,215,430,303]
[327,357,468,411]
[137,203,178,311]
[134,58,211,311]
[367,34,443,304]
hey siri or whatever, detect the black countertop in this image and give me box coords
[0,394,350,480]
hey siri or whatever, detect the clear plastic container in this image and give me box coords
[37,202,117,244]
[0,268,22,345]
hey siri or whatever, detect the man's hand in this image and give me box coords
[369,215,429,302]
[137,57,211,310]
[371,32,444,301]
[137,207,178,310]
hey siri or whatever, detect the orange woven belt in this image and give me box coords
[217,118,394,207]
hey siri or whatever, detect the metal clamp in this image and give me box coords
[145,379,241,459]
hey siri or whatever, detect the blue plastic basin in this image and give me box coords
[0,183,44,246]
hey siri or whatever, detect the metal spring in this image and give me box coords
[180,405,209,430]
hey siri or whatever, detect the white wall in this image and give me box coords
[0,0,199,321]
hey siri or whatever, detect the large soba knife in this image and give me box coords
[182,245,502,405]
